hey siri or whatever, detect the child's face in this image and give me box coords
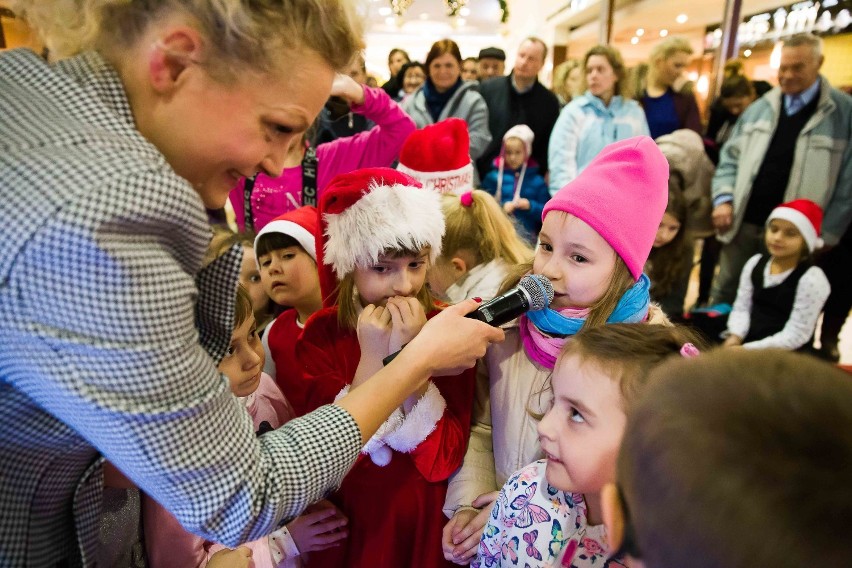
[765,219,806,262]
[537,353,626,494]
[353,249,429,307]
[258,246,320,309]
[503,138,527,171]
[240,246,270,322]
[219,314,265,397]
[653,212,682,248]
[534,212,617,309]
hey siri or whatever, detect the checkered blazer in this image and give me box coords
[0,49,361,567]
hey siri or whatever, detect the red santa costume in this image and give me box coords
[297,168,475,568]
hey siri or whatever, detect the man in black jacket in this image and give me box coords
[476,37,560,179]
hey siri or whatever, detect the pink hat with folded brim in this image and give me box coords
[542,136,669,281]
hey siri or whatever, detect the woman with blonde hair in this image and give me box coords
[0,1,504,564]
[551,59,583,107]
[641,36,702,138]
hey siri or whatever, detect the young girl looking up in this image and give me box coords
[144,286,347,568]
[297,168,477,568]
[430,190,534,304]
[253,206,328,415]
[442,136,671,564]
[646,190,693,320]
[474,324,707,568]
[482,125,551,242]
[724,199,830,350]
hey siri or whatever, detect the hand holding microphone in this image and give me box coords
[383,275,554,365]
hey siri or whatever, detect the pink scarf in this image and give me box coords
[519,307,590,369]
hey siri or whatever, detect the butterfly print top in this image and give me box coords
[473,460,627,568]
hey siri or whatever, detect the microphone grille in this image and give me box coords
[518,274,554,311]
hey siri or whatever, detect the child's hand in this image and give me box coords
[387,296,428,354]
[357,304,392,358]
[441,491,498,564]
[723,334,743,347]
[207,546,252,568]
[503,201,517,215]
[514,198,531,211]
[287,500,349,553]
[329,72,366,106]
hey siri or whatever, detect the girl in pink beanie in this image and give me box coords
[442,136,671,564]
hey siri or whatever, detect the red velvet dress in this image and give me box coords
[296,307,476,568]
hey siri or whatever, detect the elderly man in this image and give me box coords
[476,38,560,179]
[477,47,505,81]
[710,33,852,317]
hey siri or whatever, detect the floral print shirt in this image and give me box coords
[473,460,627,568]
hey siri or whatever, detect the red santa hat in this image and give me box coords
[317,167,445,306]
[253,206,318,260]
[767,199,824,252]
[396,118,474,195]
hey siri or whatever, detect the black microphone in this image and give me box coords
[382,274,554,365]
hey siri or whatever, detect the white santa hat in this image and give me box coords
[767,199,824,252]
[317,167,445,306]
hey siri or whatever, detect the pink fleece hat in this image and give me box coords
[542,136,669,281]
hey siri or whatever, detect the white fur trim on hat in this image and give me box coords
[255,220,317,260]
[384,381,446,453]
[323,181,445,276]
[396,161,474,195]
[767,207,823,252]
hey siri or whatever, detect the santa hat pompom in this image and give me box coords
[397,118,474,195]
[767,199,824,252]
[317,168,445,305]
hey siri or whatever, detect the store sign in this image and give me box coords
[705,0,852,49]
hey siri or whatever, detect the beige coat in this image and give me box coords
[444,306,669,517]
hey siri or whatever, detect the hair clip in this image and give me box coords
[680,342,700,358]
[460,191,474,207]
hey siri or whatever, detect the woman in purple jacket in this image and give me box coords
[230,72,416,231]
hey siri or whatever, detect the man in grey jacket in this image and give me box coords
[709,33,852,307]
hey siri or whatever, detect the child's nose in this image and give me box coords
[393,272,416,296]
[242,347,262,370]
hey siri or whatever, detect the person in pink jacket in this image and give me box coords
[230,71,416,232]
[143,286,348,567]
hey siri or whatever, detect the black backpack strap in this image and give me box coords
[243,175,256,232]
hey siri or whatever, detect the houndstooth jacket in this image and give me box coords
[0,49,361,567]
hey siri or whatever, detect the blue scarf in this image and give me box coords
[423,78,462,122]
[527,274,651,336]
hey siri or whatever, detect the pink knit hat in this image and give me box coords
[542,136,669,281]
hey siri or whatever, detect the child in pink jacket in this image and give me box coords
[230,72,416,232]
[143,286,347,567]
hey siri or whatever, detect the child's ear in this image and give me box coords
[450,256,468,278]
[601,483,626,552]
[147,26,204,94]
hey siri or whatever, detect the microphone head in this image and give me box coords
[518,274,554,311]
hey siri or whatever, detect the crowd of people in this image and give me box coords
[1,1,851,567]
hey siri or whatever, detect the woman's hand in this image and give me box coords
[441,491,499,564]
[357,305,392,359]
[286,500,348,553]
[387,296,428,354]
[402,299,505,377]
[207,547,252,568]
[329,72,366,106]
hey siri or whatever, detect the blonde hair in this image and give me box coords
[440,191,533,267]
[649,36,693,64]
[336,248,439,329]
[9,0,362,78]
[552,59,581,102]
[204,225,255,267]
[234,284,253,330]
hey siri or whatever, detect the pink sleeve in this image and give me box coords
[316,86,416,192]
[142,494,207,568]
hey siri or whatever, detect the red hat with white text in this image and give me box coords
[396,118,474,195]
